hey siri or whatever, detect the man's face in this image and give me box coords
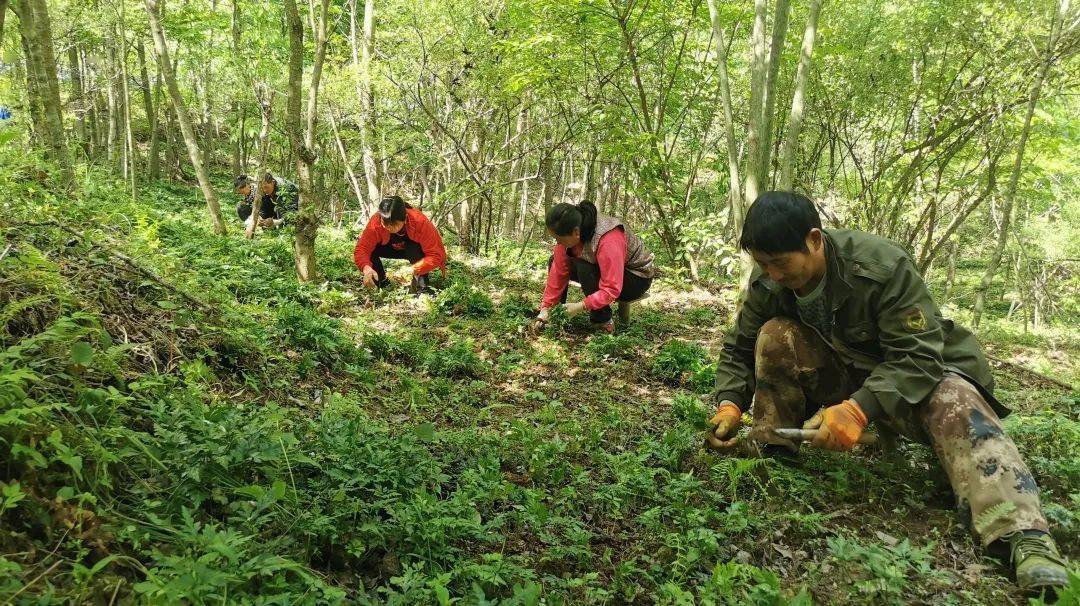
[548,227,581,249]
[261,181,276,195]
[235,184,251,197]
[749,229,826,292]
[382,218,405,234]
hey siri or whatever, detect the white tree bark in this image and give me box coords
[778,0,822,190]
[706,0,744,234]
[758,0,791,182]
[742,0,769,209]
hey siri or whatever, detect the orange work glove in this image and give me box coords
[802,399,868,451]
[705,401,742,449]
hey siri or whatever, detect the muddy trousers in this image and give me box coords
[751,317,1048,547]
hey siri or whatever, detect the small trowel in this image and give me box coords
[774,428,879,446]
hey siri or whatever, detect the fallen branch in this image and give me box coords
[10,220,215,314]
[987,354,1076,392]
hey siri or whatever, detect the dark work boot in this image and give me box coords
[1008,530,1069,594]
[409,274,429,296]
[617,301,632,325]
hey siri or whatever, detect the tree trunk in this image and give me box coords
[14,2,45,146]
[20,0,72,182]
[351,0,381,206]
[291,0,331,282]
[229,0,243,177]
[758,0,791,183]
[67,43,87,154]
[106,41,121,169]
[0,0,8,50]
[503,107,527,237]
[742,0,769,208]
[118,0,137,198]
[86,50,104,155]
[137,41,160,181]
[246,88,274,239]
[706,0,744,234]
[972,0,1065,328]
[778,0,822,190]
[144,0,227,234]
[285,0,308,278]
[329,109,366,215]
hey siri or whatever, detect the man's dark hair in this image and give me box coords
[379,195,407,223]
[261,172,276,184]
[233,174,252,189]
[545,200,599,242]
[739,191,822,254]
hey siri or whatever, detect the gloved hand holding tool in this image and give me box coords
[776,399,876,451]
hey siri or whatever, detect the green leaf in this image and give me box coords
[413,422,436,442]
[70,342,94,365]
[61,455,84,478]
[156,300,178,310]
[10,444,48,468]
[271,479,287,500]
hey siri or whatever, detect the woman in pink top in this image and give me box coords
[535,201,657,332]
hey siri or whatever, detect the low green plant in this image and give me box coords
[364,331,431,364]
[424,339,484,377]
[825,534,941,604]
[583,333,639,362]
[500,294,535,319]
[652,339,709,384]
[542,303,572,334]
[433,281,494,318]
[275,301,363,370]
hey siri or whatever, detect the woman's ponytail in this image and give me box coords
[577,200,598,242]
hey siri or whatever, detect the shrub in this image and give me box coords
[500,294,535,320]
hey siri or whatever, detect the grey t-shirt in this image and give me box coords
[795,274,831,338]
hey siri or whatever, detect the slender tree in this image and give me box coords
[706,0,744,233]
[291,0,332,282]
[351,0,381,208]
[0,0,8,49]
[758,0,790,181]
[778,0,823,190]
[742,0,769,209]
[17,0,72,182]
[143,0,227,234]
[973,0,1069,328]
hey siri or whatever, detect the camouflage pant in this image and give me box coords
[751,317,1048,546]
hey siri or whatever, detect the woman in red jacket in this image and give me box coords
[535,200,657,332]
[353,196,447,294]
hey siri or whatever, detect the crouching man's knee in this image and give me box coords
[754,317,800,367]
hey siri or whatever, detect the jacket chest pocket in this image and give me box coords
[839,321,881,355]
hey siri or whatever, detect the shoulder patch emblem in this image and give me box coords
[902,307,927,332]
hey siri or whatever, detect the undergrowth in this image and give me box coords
[0,153,1077,604]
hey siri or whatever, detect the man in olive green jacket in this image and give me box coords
[706,191,1068,594]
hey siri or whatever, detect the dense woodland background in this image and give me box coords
[1,0,1079,603]
[1,0,1077,319]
